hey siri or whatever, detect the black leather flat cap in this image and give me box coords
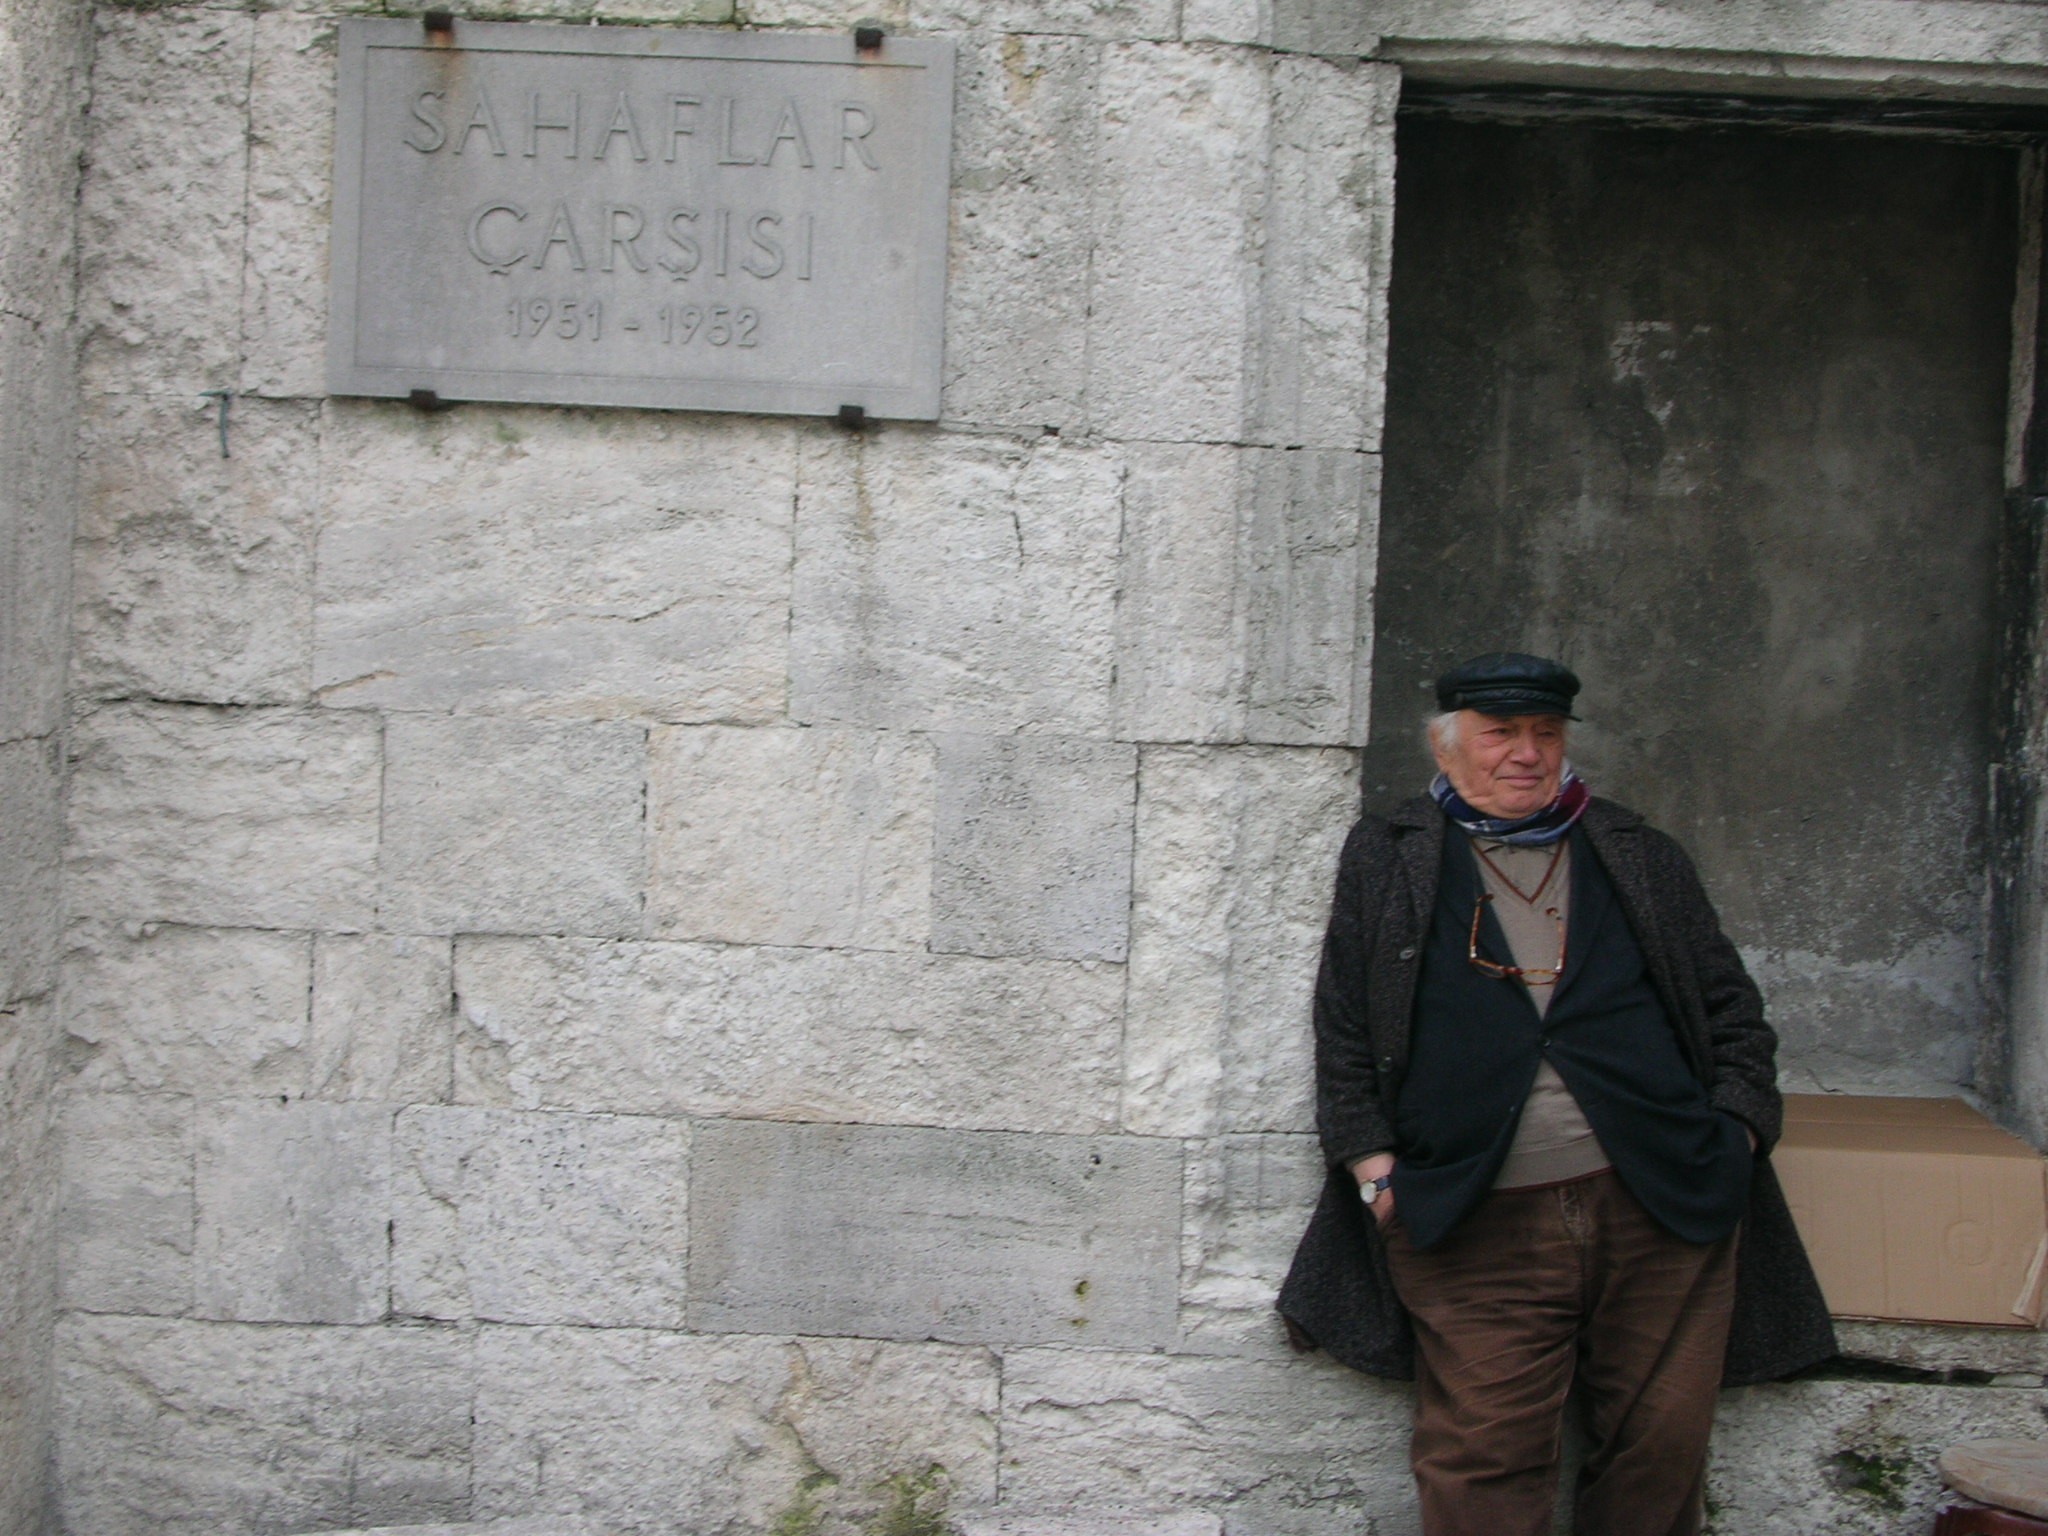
[1435,652,1581,719]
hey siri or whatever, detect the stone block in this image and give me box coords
[393,1106,687,1327]
[1,49,82,1531]
[931,734,1136,962]
[240,15,336,399]
[454,937,1121,1133]
[1710,1379,2048,1534]
[379,714,645,937]
[56,1313,472,1536]
[0,0,85,331]
[1832,1320,2048,1377]
[0,994,59,1536]
[0,312,76,744]
[647,725,932,951]
[790,428,1121,735]
[1251,60,1398,453]
[474,1328,997,1536]
[66,704,381,930]
[74,394,318,705]
[58,1092,193,1317]
[0,737,62,1005]
[596,0,733,20]
[1239,448,1378,745]
[311,934,454,1103]
[999,1348,1415,1536]
[730,0,909,25]
[941,34,1096,430]
[295,1524,604,1536]
[214,0,388,14]
[1088,45,1270,445]
[689,1121,1179,1346]
[1115,445,1378,747]
[913,0,1174,36]
[59,923,312,1099]
[79,8,251,393]
[1265,0,1379,54]
[955,1514,1222,1536]
[1179,0,1266,44]
[382,0,593,16]
[1277,0,2048,71]
[1179,1133,1323,1357]
[194,1098,390,1324]
[1113,444,1246,745]
[1122,745,1358,1137]
[314,405,794,723]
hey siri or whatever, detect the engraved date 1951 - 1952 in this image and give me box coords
[506,296,761,347]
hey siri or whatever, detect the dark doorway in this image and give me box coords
[1368,113,2018,1094]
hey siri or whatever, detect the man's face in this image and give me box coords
[1434,710,1567,820]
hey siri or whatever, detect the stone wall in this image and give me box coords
[53,2,1396,1532]
[0,0,86,1528]
[42,2,2048,1535]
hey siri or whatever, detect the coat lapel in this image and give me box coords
[1578,799,1653,950]
[1576,800,1708,1075]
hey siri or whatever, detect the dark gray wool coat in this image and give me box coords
[1276,794,1839,1386]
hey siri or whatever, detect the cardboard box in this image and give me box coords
[1783,1094,1992,1131]
[1775,1095,2048,1328]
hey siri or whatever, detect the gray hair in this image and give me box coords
[1426,710,1570,757]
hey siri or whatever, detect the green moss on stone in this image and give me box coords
[1830,1448,1912,1513]
[866,1463,950,1536]
[770,1470,841,1536]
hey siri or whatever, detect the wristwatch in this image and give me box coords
[1359,1174,1392,1205]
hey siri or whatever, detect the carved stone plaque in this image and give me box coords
[329,20,953,418]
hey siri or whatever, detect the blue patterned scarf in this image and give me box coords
[1430,767,1590,846]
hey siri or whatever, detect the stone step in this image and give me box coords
[952,1510,1224,1536]
[288,1520,606,1536]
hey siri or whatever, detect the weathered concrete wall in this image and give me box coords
[2011,527,2048,1140]
[52,3,1395,1533]
[0,0,86,1528]
[1366,116,2016,1099]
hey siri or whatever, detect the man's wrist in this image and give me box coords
[1349,1150,1396,1206]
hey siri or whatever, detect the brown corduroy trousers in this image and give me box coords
[1383,1169,1738,1536]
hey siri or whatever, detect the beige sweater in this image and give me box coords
[1471,837,1613,1188]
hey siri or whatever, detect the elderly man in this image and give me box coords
[1279,653,1835,1536]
